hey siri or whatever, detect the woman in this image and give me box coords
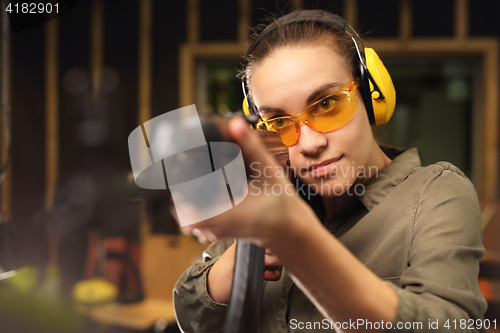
[173,10,487,333]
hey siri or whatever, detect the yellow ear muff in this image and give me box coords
[242,97,251,116]
[242,97,258,129]
[364,48,396,125]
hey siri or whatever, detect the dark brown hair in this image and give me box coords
[240,16,361,99]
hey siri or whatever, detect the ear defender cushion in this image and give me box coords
[364,48,396,125]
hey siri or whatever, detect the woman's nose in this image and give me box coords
[297,124,327,155]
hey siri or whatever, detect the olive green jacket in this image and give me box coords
[173,147,487,332]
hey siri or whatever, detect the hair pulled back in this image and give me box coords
[240,13,361,96]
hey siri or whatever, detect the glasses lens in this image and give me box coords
[307,88,358,133]
[267,117,293,131]
[267,118,297,146]
[280,124,299,147]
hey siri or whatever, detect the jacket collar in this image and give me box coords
[358,146,421,211]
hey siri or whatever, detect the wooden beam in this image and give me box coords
[90,0,104,100]
[399,0,412,41]
[138,0,153,125]
[137,0,153,232]
[454,0,469,40]
[481,201,497,231]
[472,55,484,200]
[44,18,59,211]
[179,45,195,108]
[343,0,358,28]
[182,42,248,57]
[0,3,11,223]
[238,0,251,43]
[365,37,498,54]
[45,16,59,267]
[187,0,199,44]
[483,41,499,201]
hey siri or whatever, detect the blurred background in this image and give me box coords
[0,0,499,332]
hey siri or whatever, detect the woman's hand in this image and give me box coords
[263,247,283,281]
[184,117,318,248]
[207,243,283,304]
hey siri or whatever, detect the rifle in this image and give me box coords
[200,114,287,333]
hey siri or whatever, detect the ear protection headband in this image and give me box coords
[242,10,396,126]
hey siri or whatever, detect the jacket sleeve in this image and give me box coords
[173,239,234,333]
[386,164,488,333]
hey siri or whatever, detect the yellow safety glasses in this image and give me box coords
[256,79,361,147]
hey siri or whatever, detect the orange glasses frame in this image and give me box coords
[256,79,361,146]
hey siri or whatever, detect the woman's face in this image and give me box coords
[251,45,378,197]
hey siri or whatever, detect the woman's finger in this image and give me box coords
[228,117,287,183]
[197,227,219,243]
[191,228,209,244]
[264,252,282,266]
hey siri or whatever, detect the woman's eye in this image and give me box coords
[272,118,287,128]
[317,97,337,112]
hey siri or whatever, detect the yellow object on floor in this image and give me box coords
[73,277,118,315]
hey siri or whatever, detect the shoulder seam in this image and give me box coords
[405,162,473,186]
[406,162,475,261]
[408,165,463,256]
[408,174,425,259]
[434,162,474,185]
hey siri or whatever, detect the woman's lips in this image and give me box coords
[307,155,343,177]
